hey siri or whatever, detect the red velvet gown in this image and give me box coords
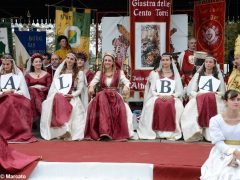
[0,93,37,143]
[84,70,130,141]
[0,135,40,173]
[25,73,52,120]
[152,73,176,132]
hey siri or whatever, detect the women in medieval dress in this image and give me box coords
[25,53,52,124]
[84,51,135,141]
[181,56,226,142]
[201,90,240,179]
[40,52,88,140]
[137,53,184,140]
[0,54,36,142]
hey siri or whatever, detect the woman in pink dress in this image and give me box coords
[0,54,37,142]
[85,51,135,141]
[25,53,52,124]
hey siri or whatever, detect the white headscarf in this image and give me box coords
[158,54,184,97]
[47,54,88,109]
[0,56,30,99]
[187,56,225,95]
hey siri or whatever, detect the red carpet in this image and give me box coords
[9,140,212,180]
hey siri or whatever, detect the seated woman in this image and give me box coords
[76,52,95,85]
[181,56,226,142]
[201,90,240,179]
[40,53,88,140]
[85,51,135,141]
[137,53,184,140]
[0,54,37,142]
[25,53,52,124]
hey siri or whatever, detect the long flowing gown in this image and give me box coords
[137,71,184,140]
[40,71,88,140]
[201,114,240,179]
[0,135,40,173]
[181,72,226,142]
[84,70,135,141]
[0,73,37,143]
[25,72,52,120]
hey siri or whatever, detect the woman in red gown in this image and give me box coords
[85,52,135,141]
[25,53,52,124]
[0,54,37,142]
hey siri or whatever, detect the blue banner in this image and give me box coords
[15,31,46,55]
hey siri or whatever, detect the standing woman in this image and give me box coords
[201,90,240,179]
[0,54,36,142]
[85,51,135,141]
[76,52,95,85]
[25,53,52,124]
[137,53,184,140]
[181,56,226,142]
[40,53,88,140]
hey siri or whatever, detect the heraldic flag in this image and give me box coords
[14,31,46,68]
[55,7,91,58]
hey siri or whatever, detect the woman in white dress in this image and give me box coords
[137,53,184,140]
[40,53,88,140]
[85,51,135,141]
[181,56,226,142]
[201,89,240,180]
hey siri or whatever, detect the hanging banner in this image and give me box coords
[194,0,225,68]
[102,16,130,69]
[0,21,13,56]
[14,31,46,68]
[130,0,171,93]
[55,7,91,58]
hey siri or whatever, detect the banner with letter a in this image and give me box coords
[130,0,171,97]
[194,0,225,68]
[55,7,91,58]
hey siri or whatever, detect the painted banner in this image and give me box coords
[0,22,13,56]
[194,0,225,68]
[14,31,46,67]
[102,16,130,69]
[130,0,171,95]
[55,7,91,57]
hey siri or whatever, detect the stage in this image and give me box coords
[8,140,212,179]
